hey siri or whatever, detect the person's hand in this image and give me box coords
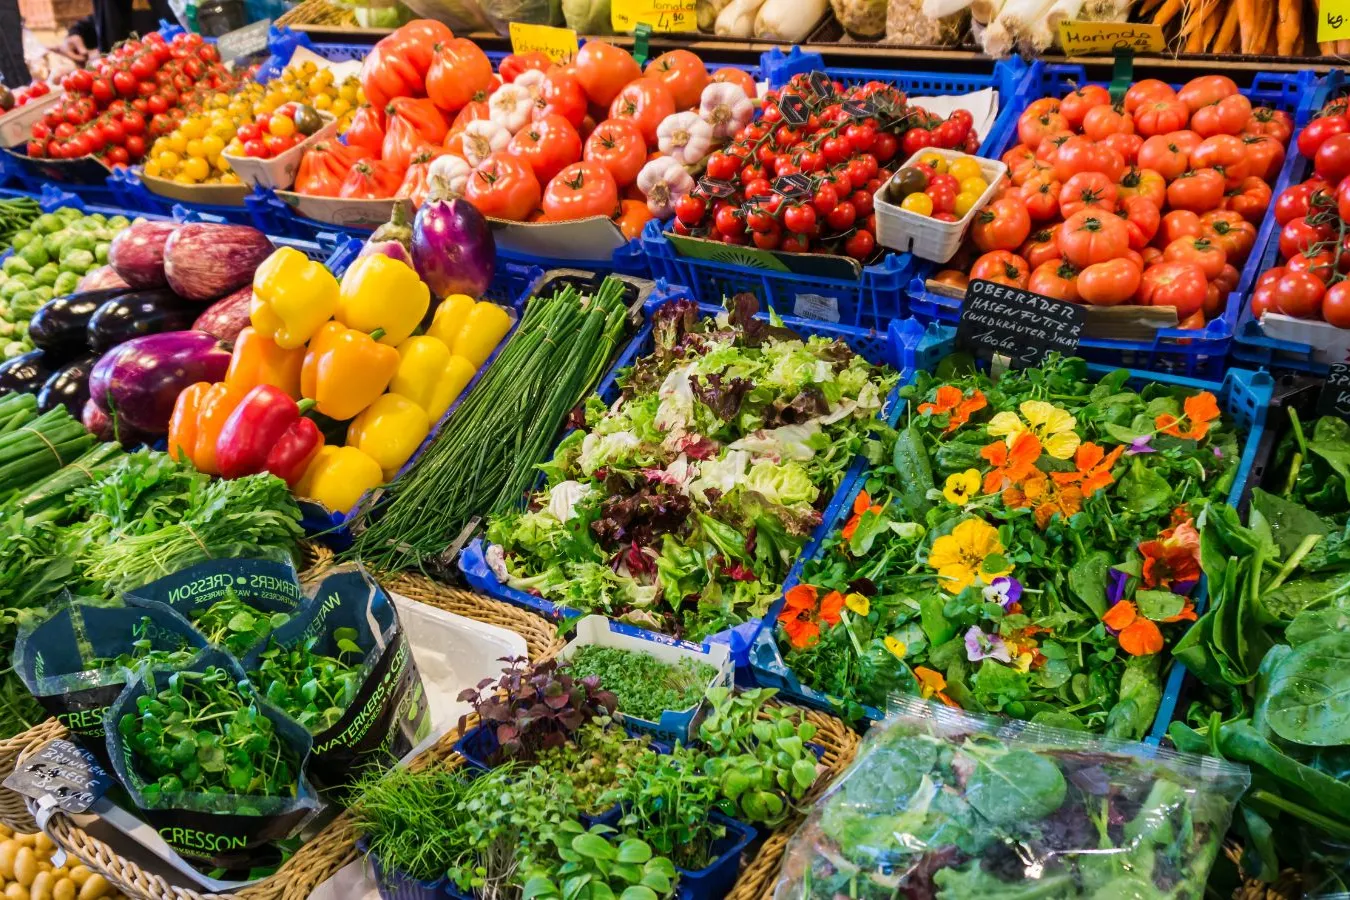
[61,33,89,62]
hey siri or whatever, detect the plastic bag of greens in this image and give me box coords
[772,697,1249,900]
[478,0,560,34]
[104,648,320,877]
[126,558,306,658]
[399,0,494,32]
[562,0,612,33]
[13,599,206,768]
[241,563,430,793]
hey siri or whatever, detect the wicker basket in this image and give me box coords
[1228,843,1301,900]
[1,575,566,900]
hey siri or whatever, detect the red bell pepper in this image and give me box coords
[216,384,324,487]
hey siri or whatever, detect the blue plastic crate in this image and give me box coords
[905,60,1320,380]
[643,57,1027,331]
[1230,69,1348,375]
[753,320,1272,737]
[459,292,905,666]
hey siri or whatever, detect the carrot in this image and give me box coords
[1214,0,1240,49]
[1200,0,1223,48]
[1238,0,1256,51]
[1277,0,1302,55]
[1138,0,1165,14]
[1153,0,1184,27]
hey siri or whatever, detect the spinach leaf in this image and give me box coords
[1289,605,1350,648]
[1104,654,1161,741]
[1117,458,1172,514]
[1067,551,1111,618]
[1135,589,1184,621]
[1251,488,1331,557]
[1260,571,1350,623]
[892,423,934,522]
[964,748,1066,825]
[1265,633,1350,747]
[1308,417,1350,505]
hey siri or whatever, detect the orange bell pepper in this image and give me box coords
[168,381,249,476]
[225,327,306,399]
[301,322,400,420]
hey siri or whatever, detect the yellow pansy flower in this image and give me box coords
[927,518,1013,594]
[845,593,870,616]
[884,636,907,659]
[988,400,1080,460]
[1013,652,1035,673]
[943,468,982,505]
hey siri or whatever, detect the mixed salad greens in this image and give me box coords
[775,699,1248,900]
[774,355,1242,736]
[485,295,897,641]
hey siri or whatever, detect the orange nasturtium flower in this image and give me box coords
[819,590,845,625]
[918,386,988,433]
[1102,601,1165,656]
[1155,392,1221,440]
[1008,471,1083,529]
[914,666,959,707]
[980,431,1043,494]
[843,489,884,541]
[1139,518,1202,589]
[1053,443,1125,497]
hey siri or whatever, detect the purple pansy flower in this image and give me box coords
[1213,445,1223,459]
[965,626,1013,663]
[1107,568,1131,607]
[1127,436,1155,455]
[982,576,1023,609]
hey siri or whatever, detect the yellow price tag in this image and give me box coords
[1056,20,1165,54]
[611,0,697,33]
[508,22,579,64]
[1319,0,1350,42]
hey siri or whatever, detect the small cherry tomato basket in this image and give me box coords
[873,147,1007,264]
[221,111,338,191]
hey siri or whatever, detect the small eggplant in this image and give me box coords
[0,350,50,396]
[88,289,199,353]
[29,288,133,361]
[37,354,97,417]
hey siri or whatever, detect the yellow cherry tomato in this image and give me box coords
[901,192,934,216]
[185,138,206,159]
[269,114,296,138]
[916,152,948,174]
[959,176,989,196]
[167,132,188,154]
[953,191,981,217]
[183,157,210,181]
[948,156,983,182]
[156,150,180,170]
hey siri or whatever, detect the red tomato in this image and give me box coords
[1287,250,1337,284]
[1298,114,1350,160]
[1273,271,1327,318]
[645,50,708,109]
[425,39,495,114]
[1021,226,1063,268]
[710,67,757,99]
[1199,210,1256,264]
[533,71,589,128]
[1058,209,1130,268]
[608,79,675,146]
[970,250,1030,287]
[1280,218,1333,259]
[971,197,1032,251]
[1133,98,1190,137]
[1241,135,1286,183]
[1059,171,1118,217]
[1224,176,1274,223]
[1060,84,1112,130]
[1117,196,1161,250]
[1192,95,1254,138]
[1028,258,1080,301]
[1164,236,1227,279]
[1243,106,1294,143]
[1190,134,1251,187]
[583,119,647,187]
[1166,168,1226,212]
[1137,134,1189,180]
[1178,75,1239,114]
[1323,281,1350,327]
[542,161,619,221]
[1036,130,1077,164]
[1018,110,1071,150]
[465,152,542,221]
[1117,167,1166,208]
[574,41,642,107]
[1052,136,1115,181]
[509,114,583,185]
[1020,172,1063,222]
[1124,79,1177,114]
[1100,132,1144,166]
[1214,263,1240,296]
[1083,104,1134,141]
[1078,259,1141,306]
[1136,262,1208,318]
[1314,133,1350,184]
[1251,281,1279,318]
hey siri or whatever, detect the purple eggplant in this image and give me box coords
[82,398,151,448]
[77,266,130,292]
[88,330,231,434]
[108,220,178,289]
[87,289,199,353]
[29,288,133,361]
[192,286,252,343]
[412,197,495,300]
[164,224,274,302]
[360,203,414,269]
[0,350,51,396]
[37,354,97,417]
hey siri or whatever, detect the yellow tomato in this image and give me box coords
[143,159,161,178]
[180,117,206,139]
[167,132,187,154]
[916,152,947,174]
[901,192,934,216]
[268,114,296,138]
[959,176,989,196]
[948,156,983,182]
[185,138,206,159]
[183,157,210,181]
[329,97,350,117]
[202,134,226,157]
[156,149,181,170]
[339,83,358,103]
[953,191,981,217]
[312,93,333,111]
[219,171,242,185]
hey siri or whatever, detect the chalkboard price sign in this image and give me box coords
[215,19,272,62]
[2,739,112,814]
[1318,363,1350,419]
[957,279,1085,367]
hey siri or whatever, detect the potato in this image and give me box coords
[50,881,73,900]
[12,835,34,848]
[31,837,50,856]
[4,883,28,900]
[28,872,51,900]
[64,872,86,889]
[75,875,108,900]
[0,839,19,879]
[0,825,13,838]
[15,846,36,887]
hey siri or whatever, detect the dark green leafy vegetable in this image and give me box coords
[251,630,363,733]
[565,645,716,722]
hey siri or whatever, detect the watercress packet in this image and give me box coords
[104,648,321,877]
[772,696,1250,900]
[241,562,431,793]
[13,598,207,769]
[125,558,306,657]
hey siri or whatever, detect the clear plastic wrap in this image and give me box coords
[772,697,1250,900]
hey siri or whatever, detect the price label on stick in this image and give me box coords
[1318,362,1350,419]
[957,279,1084,368]
[698,177,735,198]
[215,19,272,62]
[1319,0,1350,42]
[611,0,697,32]
[779,94,809,126]
[772,173,813,200]
[508,23,578,65]
[1056,20,1164,54]
[3,739,112,814]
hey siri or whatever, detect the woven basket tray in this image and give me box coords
[4,575,566,900]
[1228,843,1300,900]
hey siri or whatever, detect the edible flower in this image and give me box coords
[779,584,846,647]
[928,518,1012,594]
[918,386,988,433]
[981,432,1042,494]
[1005,471,1082,528]
[1101,601,1164,656]
[943,469,982,505]
[842,489,884,541]
[1155,392,1221,440]
[1139,518,1201,589]
[989,400,1081,460]
[884,636,907,659]
[914,666,959,707]
[982,575,1022,609]
[819,590,845,625]
[964,626,1013,663]
[1127,435,1156,455]
[1053,443,1125,497]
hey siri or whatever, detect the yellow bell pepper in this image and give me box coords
[391,335,478,421]
[296,445,384,515]
[337,254,431,347]
[226,327,305,398]
[426,294,476,347]
[450,302,515,369]
[346,393,431,478]
[250,247,340,350]
[301,322,400,420]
